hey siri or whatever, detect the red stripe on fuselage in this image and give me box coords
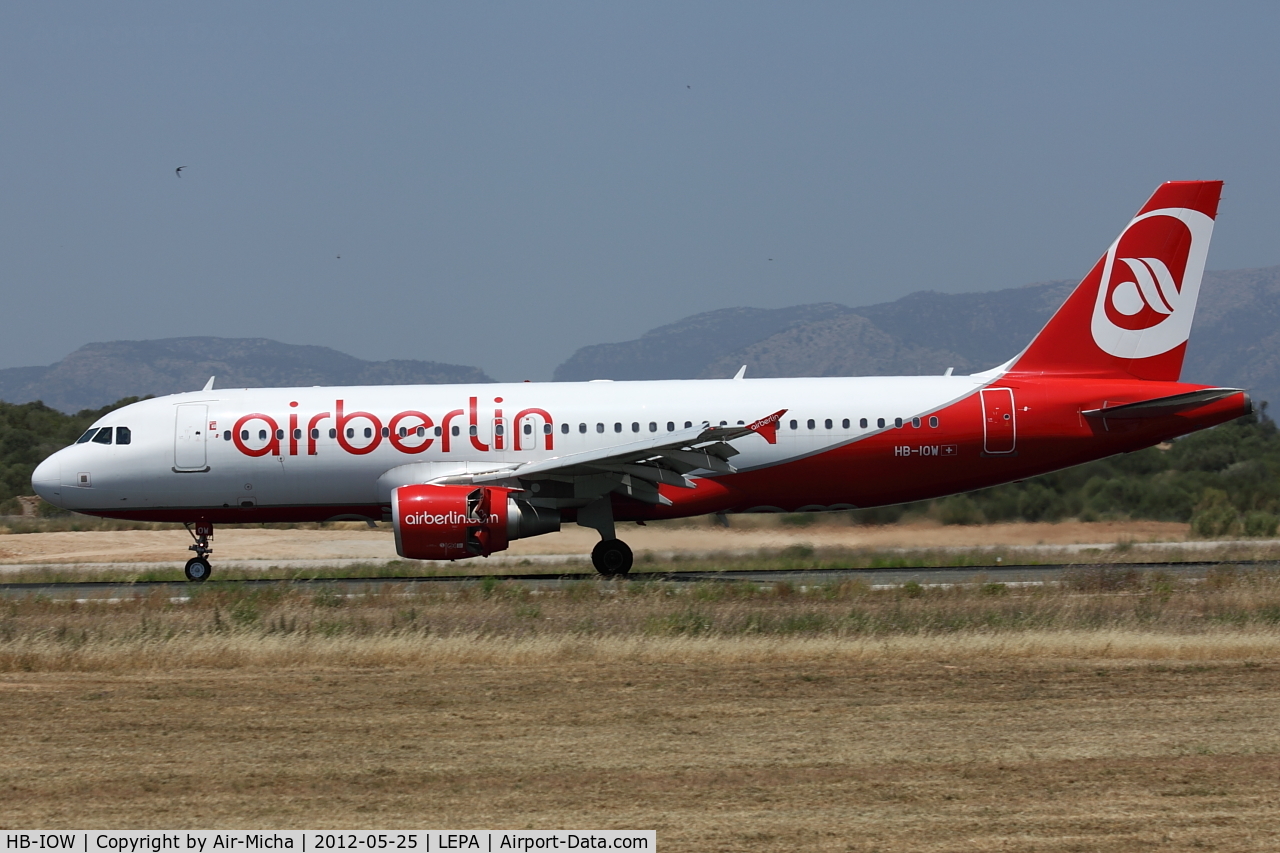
[615,381,1249,520]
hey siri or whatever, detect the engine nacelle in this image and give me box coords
[391,484,560,560]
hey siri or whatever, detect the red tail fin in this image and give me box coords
[1009,181,1222,381]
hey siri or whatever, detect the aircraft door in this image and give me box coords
[174,405,210,471]
[980,388,1016,455]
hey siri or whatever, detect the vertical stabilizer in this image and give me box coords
[1009,180,1222,381]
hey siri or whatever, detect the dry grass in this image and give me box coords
[4,573,1280,848]
[4,567,1280,671]
[3,657,1280,849]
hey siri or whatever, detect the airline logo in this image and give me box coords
[1090,207,1214,359]
[746,409,787,444]
[403,511,500,525]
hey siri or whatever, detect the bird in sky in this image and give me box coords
[175,166,185,178]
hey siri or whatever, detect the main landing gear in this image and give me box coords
[578,496,634,578]
[183,522,214,582]
[591,539,633,578]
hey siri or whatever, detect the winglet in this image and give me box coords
[747,409,787,444]
[202,376,215,391]
[733,365,747,380]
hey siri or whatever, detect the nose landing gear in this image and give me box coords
[184,521,214,582]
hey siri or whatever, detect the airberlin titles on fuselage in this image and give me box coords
[229,397,554,458]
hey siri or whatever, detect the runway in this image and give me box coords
[1,559,1273,600]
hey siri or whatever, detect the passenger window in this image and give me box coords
[76,428,98,444]
[649,422,657,432]
[561,423,569,434]
[417,427,426,437]
[399,427,408,438]
[632,422,640,432]
[596,423,604,433]
[523,423,532,435]
[242,430,250,441]
[311,429,320,439]
[544,423,552,434]
[684,421,692,429]
[579,423,587,433]
[346,428,355,439]
[614,423,622,433]
[329,428,337,439]
[495,424,505,436]
[434,427,443,437]
[451,426,460,437]
[667,422,675,431]
[468,425,477,436]
[860,418,868,429]
[115,426,132,445]
[276,430,284,440]
[789,419,798,430]
[293,429,302,440]
[912,417,921,428]
[257,429,267,440]
[876,418,885,429]
[930,416,939,428]
[92,428,112,445]
[365,428,374,439]
[824,419,832,430]
[894,418,903,428]
[381,427,389,438]
[224,431,232,441]
[842,419,850,429]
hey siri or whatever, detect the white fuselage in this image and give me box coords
[32,375,982,517]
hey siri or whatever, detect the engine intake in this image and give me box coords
[392,484,560,560]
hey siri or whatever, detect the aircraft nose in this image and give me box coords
[31,455,63,506]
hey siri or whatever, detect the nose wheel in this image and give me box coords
[183,522,214,583]
[184,557,212,582]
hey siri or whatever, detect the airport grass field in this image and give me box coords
[3,565,1280,850]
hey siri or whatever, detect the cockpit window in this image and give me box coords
[92,428,113,445]
[115,426,131,445]
[76,428,99,444]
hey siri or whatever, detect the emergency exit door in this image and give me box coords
[174,405,210,471]
[980,388,1016,455]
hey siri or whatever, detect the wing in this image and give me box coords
[434,409,787,507]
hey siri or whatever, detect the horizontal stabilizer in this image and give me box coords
[1082,388,1246,419]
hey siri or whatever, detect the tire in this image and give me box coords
[591,539,633,577]
[184,557,212,583]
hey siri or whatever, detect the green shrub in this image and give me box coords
[1191,489,1240,538]
[939,494,984,525]
[1243,511,1279,538]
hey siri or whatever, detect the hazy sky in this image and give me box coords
[2,3,1279,381]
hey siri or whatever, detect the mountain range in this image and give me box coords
[0,338,493,413]
[554,266,1280,411]
[5,266,1280,413]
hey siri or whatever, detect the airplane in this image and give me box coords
[31,180,1250,581]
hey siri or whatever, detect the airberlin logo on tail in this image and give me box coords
[1090,207,1215,359]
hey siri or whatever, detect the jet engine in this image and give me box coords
[391,484,560,560]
